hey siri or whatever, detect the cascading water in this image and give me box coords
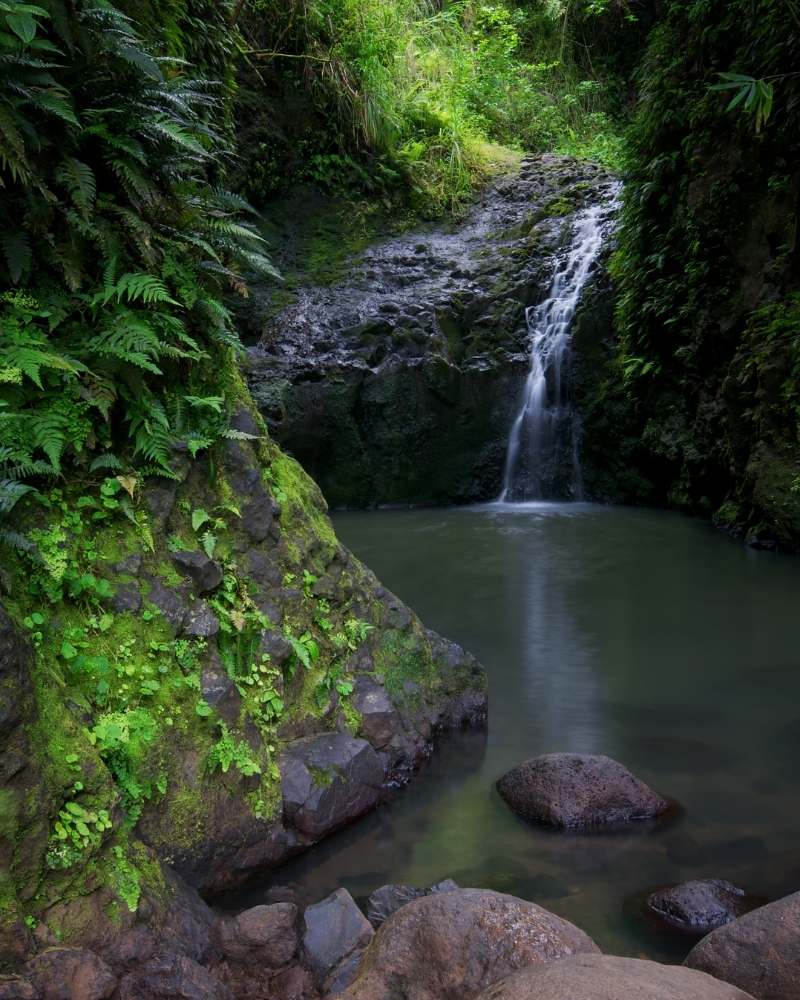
[499,186,621,503]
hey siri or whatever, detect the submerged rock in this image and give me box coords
[496,753,670,829]
[340,888,598,1000]
[646,879,760,937]
[685,890,800,1000]
[366,878,459,927]
[477,953,756,999]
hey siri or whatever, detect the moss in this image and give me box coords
[541,196,574,218]
[310,765,335,789]
[373,627,437,710]
[266,446,338,565]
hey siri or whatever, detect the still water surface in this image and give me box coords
[235,503,800,960]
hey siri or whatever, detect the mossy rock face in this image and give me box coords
[0,397,487,978]
[246,155,619,508]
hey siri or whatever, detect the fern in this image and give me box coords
[0,0,278,496]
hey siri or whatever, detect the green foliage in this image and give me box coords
[610,0,800,541]
[0,0,275,524]
[237,0,632,208]
[47,799,113,870]
[711,72,775,133]
[206,722,262,777]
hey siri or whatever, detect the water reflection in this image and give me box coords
[224,504,800,961]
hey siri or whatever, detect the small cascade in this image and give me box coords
[499,186,621,503]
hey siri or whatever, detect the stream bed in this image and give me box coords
[230,502,800,961]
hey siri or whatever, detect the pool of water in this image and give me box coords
[231,503,800,960]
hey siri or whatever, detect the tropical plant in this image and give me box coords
[0,0,275,530]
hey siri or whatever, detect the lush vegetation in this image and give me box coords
[0,1,280,534]
[606,0,800,546]
[234,0,640,208]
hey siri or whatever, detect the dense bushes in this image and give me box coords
[0,0,273,522]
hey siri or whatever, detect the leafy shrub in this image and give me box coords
[0,0,274,518]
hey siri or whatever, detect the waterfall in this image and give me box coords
[498,187,621,503]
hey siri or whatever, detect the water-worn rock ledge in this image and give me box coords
[245,155,619,507]
[0,394,486,988]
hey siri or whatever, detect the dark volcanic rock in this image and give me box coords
[183,601,220,639]
[246,156,619,507]
[302,889,373,985]
[280,734,385,839]
[646,880,760,938]
[341,888,599,1000]
[220,903,298,965]
[477,953,756,1000]
[352,677,399,750]
[24,947,116,1000]
[117,956,229,1000]
[170,550,224,595]
[366,879,459,928]
[496,753,670,829]
[685,890,800,1000]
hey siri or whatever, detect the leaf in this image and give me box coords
[195,701,212,717]
[61,642,78,660]
[191,508,210,532]
[116,475,137,499]
[1,231,31,283]
[6,12,37,43]
[201,530,217,559]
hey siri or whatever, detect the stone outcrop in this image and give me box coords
[366,879,459,928]
[685,890,800,1000]
[477,954,756,1000]
[0,396,486,984]
[339,888,599,1000]
[245,156,618,507]
[496,753,671,830]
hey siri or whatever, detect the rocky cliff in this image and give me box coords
[244,156,619,507]
[0,389,486,990]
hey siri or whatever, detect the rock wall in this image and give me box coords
[246,156,619,507]
[0,389,486,985]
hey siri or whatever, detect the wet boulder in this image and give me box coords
[497,753,670,829]
[477,953,756,999]
[366,878,459,927]
[646,880,760,937]
[685,890,800,1000]
[302,889,373,987]
[24,947,116,1000]
[340,888,599,1000]
[280,734,385,839]
[220,902,299,965]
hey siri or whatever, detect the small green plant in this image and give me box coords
[47,800,113,870]
[207,723,262,778]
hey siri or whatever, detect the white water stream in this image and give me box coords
[499,188,621,502]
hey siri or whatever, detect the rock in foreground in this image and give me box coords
[477,953,755,999]
[686,890,800,1000]
[497,753,670,829]
[646,880,759,937]
[340,888,599,1000]
[366,879,459,927]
